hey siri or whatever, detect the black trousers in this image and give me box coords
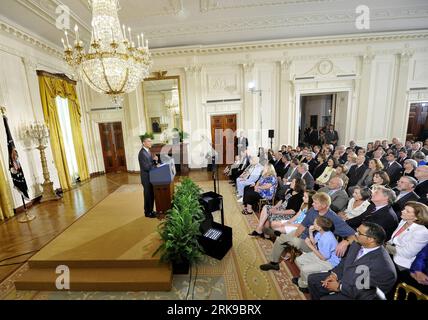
[243,186,263,207]
[308,272,353,300]
[141,172,154,214]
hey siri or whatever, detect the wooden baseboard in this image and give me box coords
[90,171,105,178]
[127,170,140,174]
[13,195,43,214]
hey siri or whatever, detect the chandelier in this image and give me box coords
[61,0,152,105]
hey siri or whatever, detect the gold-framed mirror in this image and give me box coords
[142,72,183,143]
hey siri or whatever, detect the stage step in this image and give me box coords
[14,265,173,292]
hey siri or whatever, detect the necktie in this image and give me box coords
[356,248,365,260]
[328,190,335,196]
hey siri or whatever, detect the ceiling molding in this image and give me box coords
[16,0,91,32]
[145,6,428,40]
[151,31,428,57]
[199,0,338,13]
[0,19,63,58]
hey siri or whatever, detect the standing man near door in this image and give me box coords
[236,131,249,156]
[138,137,158,218]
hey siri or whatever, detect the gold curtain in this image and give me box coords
[0,155,14,220]
[37,74,89,190]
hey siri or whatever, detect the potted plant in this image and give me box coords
[139,132,154,143]
[172,128,189,143]
[154,179,205,274]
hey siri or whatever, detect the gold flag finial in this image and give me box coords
[0,106,6,116]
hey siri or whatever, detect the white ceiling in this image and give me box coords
[0,0,427,49]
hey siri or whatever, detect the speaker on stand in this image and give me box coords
[268,130,274,150]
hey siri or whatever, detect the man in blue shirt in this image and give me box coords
[260,192,356,271]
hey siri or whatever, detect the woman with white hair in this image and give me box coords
[402,159,418,179]
[236,157,263,200]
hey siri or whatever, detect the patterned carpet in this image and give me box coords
[0,181,305,300]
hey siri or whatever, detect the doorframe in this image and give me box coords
[295,85,354,147]
[405,89,428,143]
[204,103,243,146]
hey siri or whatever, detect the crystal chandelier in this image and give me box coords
[61,0,152,106]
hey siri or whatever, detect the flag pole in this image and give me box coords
[18,195,35,223]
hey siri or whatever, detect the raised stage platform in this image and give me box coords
[14,184,172,292]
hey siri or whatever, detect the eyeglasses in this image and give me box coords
[355,230,370,237]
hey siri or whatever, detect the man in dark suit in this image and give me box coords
[392,176,420,219]
[385,151,403,187]
[235,131,248,156]
[138,137,158,218]
[415,165,428,204]
[397,148,409,167]
[308,127,319,146]
[308,222,397,300]
[297,163,315,190]
[347,186,398,240]
[325,124,339,147]
[347,155,367,190]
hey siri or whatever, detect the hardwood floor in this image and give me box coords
[0,169,222,284]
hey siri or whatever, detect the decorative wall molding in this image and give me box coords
[184,65,202,74]
[200,0,337,12]
[152,31,428,57]
[0,19,63,58]
[146,6,428,40]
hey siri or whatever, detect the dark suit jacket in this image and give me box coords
[386,161,403,187]
[415,180,428,204]
[331,242,397,299]
[347,164,368,188]
[398,156,408,167]
[138,148,155,183]
[235,137,248,152]
[347,204,399,240]
[392,191,420,219]
[308,130,319,146]
[301,172,315,190]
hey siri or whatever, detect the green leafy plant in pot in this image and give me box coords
[139,132,154,143]
[154,178,205,274]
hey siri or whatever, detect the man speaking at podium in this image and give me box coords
[138,137,159,218]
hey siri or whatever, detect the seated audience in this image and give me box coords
[391,176,420,219]
[297,163,314,190]
[357,159,384,188]
[385,151,403,187]
[413,151,427,166]
[372,170,390,188]
[402,159,417,179]
[414,165,428,204]
[386,201,428,272]
[313,153,328,181]
[347,154,368,191]
[338,186,371,220]
[318,177,349,213]
[242,163,277,215]
[308,222,397,300]
[330,164,349,189]
[250,190,315,237]
[236,157,263,199]
[259,192,355,271]
[315,158,338,188]
[294,216,341,292]
[409,244,428,294]
[398,149,409,167]
[347,185,399,241]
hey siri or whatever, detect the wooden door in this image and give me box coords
[211,114,237,165]
[407,103,428,141]
[99,122,127,173]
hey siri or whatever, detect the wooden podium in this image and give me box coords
[150,162,176,214]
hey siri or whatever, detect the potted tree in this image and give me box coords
[154,179,205,274]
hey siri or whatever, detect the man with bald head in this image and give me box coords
[318,177,349,213]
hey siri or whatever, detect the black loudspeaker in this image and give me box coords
[198,192,232,260]
[268,130,275,138]
[198,220,232,260]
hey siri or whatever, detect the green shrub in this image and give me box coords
[154,178,204,264]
